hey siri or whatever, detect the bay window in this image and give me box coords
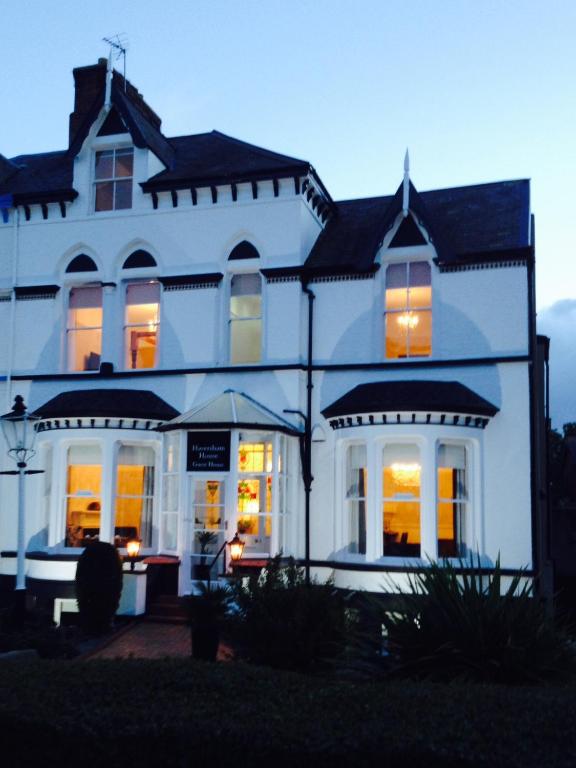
[385,261,431,358]
[114,444,155,548]
[161,432,180,551]
[65,444,102,547]
[437,443,468,558]
[382,444,421,557]
[229,273,262,364]
[340,436,473,562]
[345,444,367,554]
[125,281,160,369]
[56,439,158,549]
[237,437,273,548]
[67,286,102,371]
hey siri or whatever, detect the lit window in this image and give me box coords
[193,480,225,531]
[382,444,421,557]
[346,444,367,554]
[437,444,468,558]
[385,261,431,358]
[94,148,133,211]
[125,282,160,369]
[114,444,155,548]
[65,445,102,547]
[67,286,102,371]
[237,440,273,542]
[230,273,262,364]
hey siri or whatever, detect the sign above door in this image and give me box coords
[187,431,231,472]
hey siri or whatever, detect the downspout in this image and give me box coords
[301,277,315,586]
[6,205,20,410]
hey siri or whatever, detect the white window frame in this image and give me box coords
[66,284,103,373]
[381,252,433,361]
[123,280,161,371]
[42,435,160,552]
[93,146,134,213]
[338,431,478,564]
[228,271,264,364]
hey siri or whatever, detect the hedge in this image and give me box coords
[0,659,575,767]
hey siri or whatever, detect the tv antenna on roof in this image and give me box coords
[102,34,129,90]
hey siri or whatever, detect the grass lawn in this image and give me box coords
[0,658,575,767]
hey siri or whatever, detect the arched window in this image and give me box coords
[123,250,157,269]
[228,241,260,261]
[66,254,98,273]
[229,273,262,364]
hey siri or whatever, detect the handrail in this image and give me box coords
[205,540,227,587]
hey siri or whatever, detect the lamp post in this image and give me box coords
[0,395,41,620]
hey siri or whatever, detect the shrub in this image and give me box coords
[75,542,123,635]
[382,557,575,683]
[229,556,357,672]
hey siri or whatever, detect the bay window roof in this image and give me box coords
[322,381,499,420]
[33,389,179,421]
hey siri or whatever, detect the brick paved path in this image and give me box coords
[87,621,233,660]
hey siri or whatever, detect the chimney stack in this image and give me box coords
[68,61,107,148]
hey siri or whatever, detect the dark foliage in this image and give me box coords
[2,660,576,767]
[0,609,78,658]
[75,542,123,635]
[382,558,574,683]
[229,556,357,672]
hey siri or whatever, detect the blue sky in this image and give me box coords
[2,0,575,421]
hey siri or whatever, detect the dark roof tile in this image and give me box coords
[306,179,531,271]
[322,380,499,419]
[33,389,179,421]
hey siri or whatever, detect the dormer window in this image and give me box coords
[94,147,133,211]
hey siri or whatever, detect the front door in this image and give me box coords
[188,476,227,581]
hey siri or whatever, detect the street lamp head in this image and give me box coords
[0,395,41,467]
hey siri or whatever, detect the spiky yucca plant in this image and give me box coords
[383,557,574,683]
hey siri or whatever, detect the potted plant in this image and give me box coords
[193,530,218,580]
[188,583,232,661]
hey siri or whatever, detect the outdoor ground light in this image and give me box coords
[126,538,142,570]
[228,532,245,563]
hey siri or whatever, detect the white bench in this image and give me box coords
[53,597,79,626]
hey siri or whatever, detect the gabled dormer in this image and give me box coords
[69,59,174,216]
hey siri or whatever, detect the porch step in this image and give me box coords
[145,595,189,625]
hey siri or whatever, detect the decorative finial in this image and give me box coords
[402,149,410,218]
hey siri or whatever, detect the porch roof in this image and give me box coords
[158,390,302,435]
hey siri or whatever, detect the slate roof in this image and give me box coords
[322,381,499,419]
[0,63,531,268]
[0,151,75,204]
[33,389,179,421]
[305,179,531,271]
[142,131,310,191]
[159,389,302,435]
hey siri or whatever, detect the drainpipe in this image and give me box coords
[6,205,20,410]
[301,278,315,586]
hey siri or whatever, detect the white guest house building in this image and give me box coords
[0,60,549,606]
